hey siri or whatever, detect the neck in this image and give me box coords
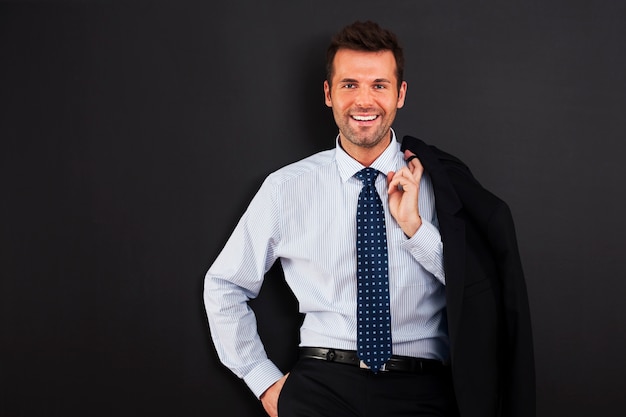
[339,131,392,167]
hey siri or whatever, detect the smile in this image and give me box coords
[351,115,378,121]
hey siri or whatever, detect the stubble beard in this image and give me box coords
[341,129,388,149]
[337,112,393,150]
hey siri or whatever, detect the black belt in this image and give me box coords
[299,347,446,374]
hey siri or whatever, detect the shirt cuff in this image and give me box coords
[243,358,285,399]
[402,220,445,284]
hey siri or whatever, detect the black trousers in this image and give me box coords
[278,358,459,417]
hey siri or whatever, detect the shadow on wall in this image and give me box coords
[296,34,340,151]
[243,35,336,376]
[248,263,303,373]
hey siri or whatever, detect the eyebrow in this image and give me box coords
[338,78,392,83]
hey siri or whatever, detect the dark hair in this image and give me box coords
[326,20,405,90]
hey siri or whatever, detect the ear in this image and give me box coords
[324,80,332,107]
[397,81,407,109]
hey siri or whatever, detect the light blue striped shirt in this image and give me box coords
[204,132,448,398]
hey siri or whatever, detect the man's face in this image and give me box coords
[324,49,407,156]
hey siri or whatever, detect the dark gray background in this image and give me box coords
[1,1,625,416]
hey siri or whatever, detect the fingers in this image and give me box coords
[260,374,289,417]
[387,151,424,195]
[386,152,425,237]
[403,150,424,179]
[387,167,418,194]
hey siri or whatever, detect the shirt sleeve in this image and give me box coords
[203,177,285,398]
[401,220,446,284]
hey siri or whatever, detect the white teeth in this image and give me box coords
[352,115,377,121]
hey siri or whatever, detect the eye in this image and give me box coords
[373,84,386,89]
[342,83,356,89]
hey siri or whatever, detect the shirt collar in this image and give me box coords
[335,129,401,182]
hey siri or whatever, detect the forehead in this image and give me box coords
[331,49,398,81]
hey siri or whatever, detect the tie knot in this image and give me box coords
[356,167,379,187]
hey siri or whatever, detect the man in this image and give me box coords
[204,21,535,417]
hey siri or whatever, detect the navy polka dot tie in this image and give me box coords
[355,167,392,372]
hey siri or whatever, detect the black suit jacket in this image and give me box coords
[401,136,536,417]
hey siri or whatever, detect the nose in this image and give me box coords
[354,87,374,108]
